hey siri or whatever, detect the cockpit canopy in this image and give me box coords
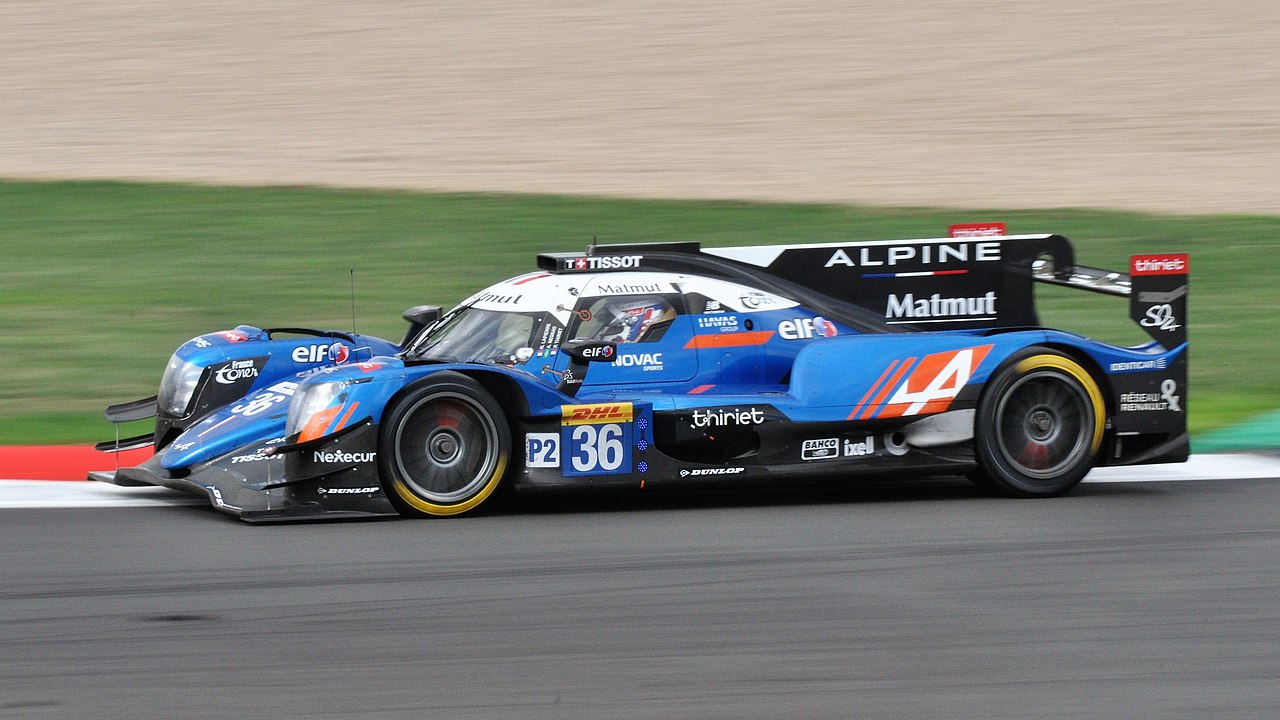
[402,271,799,365]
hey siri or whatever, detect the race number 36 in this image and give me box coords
[564,423,632,476]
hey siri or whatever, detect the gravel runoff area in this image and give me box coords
[2,1,1278,215]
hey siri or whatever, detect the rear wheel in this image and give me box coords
[972,349,1105,497]
[378,373,510,517]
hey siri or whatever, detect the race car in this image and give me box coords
[93,234,1190,522]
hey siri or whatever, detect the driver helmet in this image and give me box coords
[594,297,675,343]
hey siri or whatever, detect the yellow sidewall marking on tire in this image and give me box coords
[1014,355,1105,454]
[393,454,508,517]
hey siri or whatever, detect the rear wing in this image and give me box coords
[541,235,1188,348]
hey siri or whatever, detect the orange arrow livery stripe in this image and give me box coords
[683,331,775,349]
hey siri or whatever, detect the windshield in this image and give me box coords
[406,307,542,364]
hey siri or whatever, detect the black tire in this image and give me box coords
[377,372,511,517]
[972,348,1105,497]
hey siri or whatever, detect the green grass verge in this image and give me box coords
[2,179,1276,445]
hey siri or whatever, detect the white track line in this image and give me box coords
[0,480,204,509]
[1084,453,1280,483]
[1,453,1278,509]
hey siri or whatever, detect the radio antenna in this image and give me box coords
[349,269,357,334]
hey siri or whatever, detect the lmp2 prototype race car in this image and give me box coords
[94,233,1190,522]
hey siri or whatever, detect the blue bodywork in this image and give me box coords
[95,235,1190,521]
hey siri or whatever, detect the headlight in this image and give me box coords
[286,381,350,440]
[157,354,205,416]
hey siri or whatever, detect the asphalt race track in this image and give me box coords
[4,465,1280,719]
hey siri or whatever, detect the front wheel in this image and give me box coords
[377,372,510,517]
[972,349,1105,497]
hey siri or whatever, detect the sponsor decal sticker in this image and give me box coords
[778,316,838,340]
[801,436,876,460]
[1131,253,1189,276]
[312,450,376,464]
[696,315,741,332]
[562,402,634,426]
[690,407,766,429]
[1119,380,1182,412]
[473,291,525,305]
[679,467,746,477]
[948,222,1007,238]
[596,282,667,294]
[801,438,840,461]
[844,436,875,457]
[317,487,379,495]
[214,359,260,385]
[1109,358,1169,373]
[580,344,616,361]
[565,255,644,271]
[824,242,1001,269]
[616,352,663,371]
[230,451,281,464]
[885,292,998,323]
[738,292,781,309]
[1140,304,1180,332]
[292,344,344,363]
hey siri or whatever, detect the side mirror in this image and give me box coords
[400,305,442,347]
[555,339,618,397]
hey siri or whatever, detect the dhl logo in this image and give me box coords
[561,402,634,426]
[849,345,993,420]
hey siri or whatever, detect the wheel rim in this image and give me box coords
[994,370,1094,480]
[392,391,500,504]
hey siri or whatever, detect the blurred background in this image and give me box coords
[1,1,1277,443]
[3,0,1278,212]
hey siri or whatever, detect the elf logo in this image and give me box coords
[292,343,349,364]
[778,317,838,340]
[580,345,616,360]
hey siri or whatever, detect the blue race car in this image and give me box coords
[94,234,1190,522]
